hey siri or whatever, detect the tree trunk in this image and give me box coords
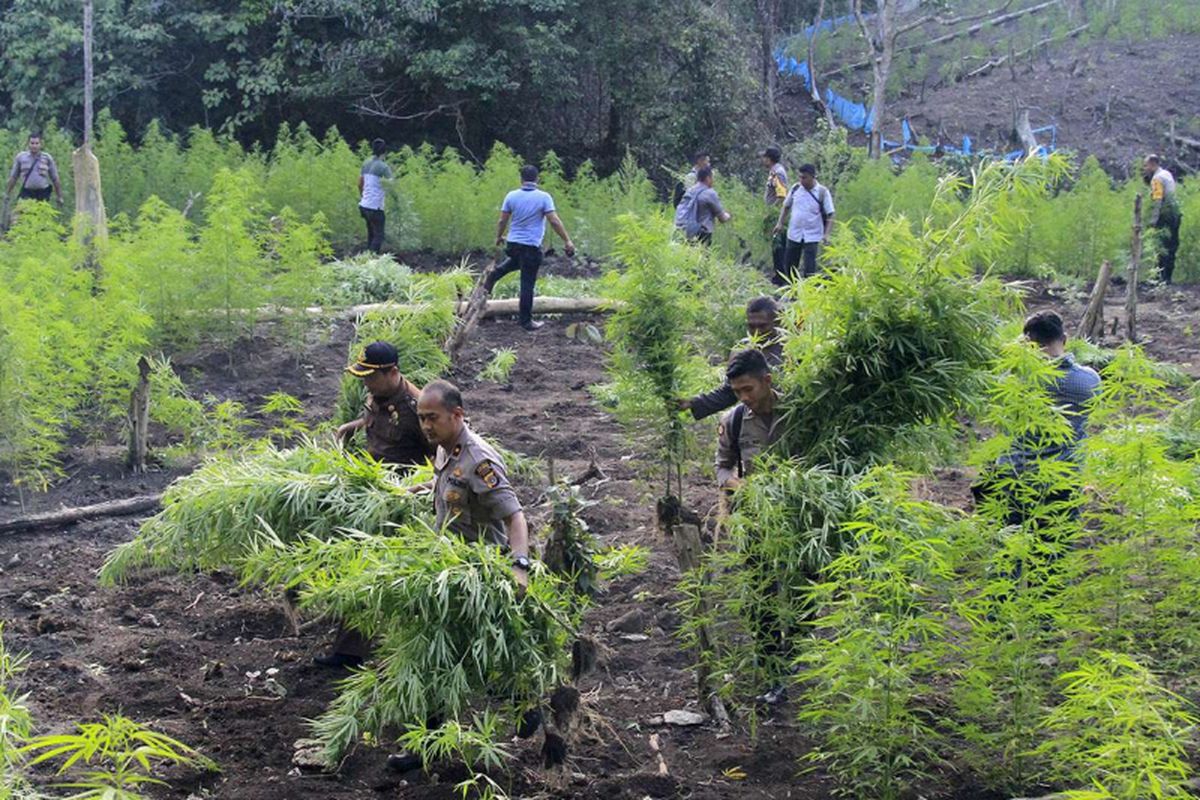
[807,0,837,128]
[1125,194,1142,343]
[755,0,782,120]
[855,0,896,159]
[73,0,107,243]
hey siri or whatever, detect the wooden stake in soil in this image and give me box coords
[72,0,108,244]
[1076,259,1113,342]
[1126,194,1143,343]
[127,356,151,474]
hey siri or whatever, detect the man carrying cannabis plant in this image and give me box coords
[712,349,790,705]
[5,132,63,207]
[679,296,783,420]
[314,341,436,669]
[484,164,576,331]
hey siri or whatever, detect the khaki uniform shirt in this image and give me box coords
[715,402,782,487]
[362,380,435,467]
[9,151,59,191]
[433,425,522,546]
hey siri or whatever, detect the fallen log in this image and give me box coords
[0,493,162,535]
[965,23,1088,80]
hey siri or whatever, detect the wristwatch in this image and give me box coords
[512,555,532,572]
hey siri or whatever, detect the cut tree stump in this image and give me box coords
[0,494,162,535]
[1076,260,1113,342]
[127,356,152,474]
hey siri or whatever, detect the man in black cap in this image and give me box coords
[315,341,436,668]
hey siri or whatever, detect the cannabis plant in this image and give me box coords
[21,714,216,800]
[1061,347,1200,666]
[775,156,1069,470]
[541,481,600,601]
[99,442,429,585]
[601,214,715,497]
[1033,652,1197,800]
[249,528,572,766]
[0,628,33,800]
[797,468,959,800]
[477,348,518,384]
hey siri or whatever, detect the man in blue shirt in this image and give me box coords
[484,165,576,331]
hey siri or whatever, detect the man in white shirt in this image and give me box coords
[772,163,834,285]
[358,138,393,254]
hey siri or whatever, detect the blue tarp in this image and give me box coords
[777,48,1045,160]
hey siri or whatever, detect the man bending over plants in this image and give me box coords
[973,310,1101,527]
[314,341,437,668]
[679,295,783,420]
[485,164,576,331]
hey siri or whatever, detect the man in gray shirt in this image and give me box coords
[677,166,731,245]
[6,133,63,206]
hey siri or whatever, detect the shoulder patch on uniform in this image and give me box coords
[475,460,500,489]
[453,467,463,478]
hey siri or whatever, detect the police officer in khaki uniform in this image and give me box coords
[315,341,436,668]
[416,379,532,589]
[715,348,782,491]
[680,296,783,421]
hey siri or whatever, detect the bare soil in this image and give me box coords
[2,270,1198,799]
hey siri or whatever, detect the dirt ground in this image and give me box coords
[2,261,1199,799]
[784,32,1200,176]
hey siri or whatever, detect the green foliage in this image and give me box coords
[541,481,600,600]
[596,544,650,582]
[1033,652,1197,800]
[99,442,428,585]
[774,157,1067,470]
[324,254,421,305]
[145,357,252,457]
[601,215,730,488]
[797,469,959,800]
[0,201,150,488]
[396,714,512,800]
[477,348,518,384]
[250,528,572,766]
[21,715,216,800]
[0,628,33,800]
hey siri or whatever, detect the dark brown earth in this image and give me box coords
[1,267,1198,799]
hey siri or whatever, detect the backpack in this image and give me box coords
[730,403,747,477]
[674,185,706,238]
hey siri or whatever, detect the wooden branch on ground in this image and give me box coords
[1126,194,1143,343]
[444,259,497,363]
[0,494,162,535]
[965,23,1089,80]
[1169,131,1200,150]
[1076,260,1113,342]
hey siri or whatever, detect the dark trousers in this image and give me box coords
[776,240,820,286]
[18,187,52,202]
[1154,213,1181,284]
[771,231,788,279]
[360,205,385,254]
[489,242,544,324]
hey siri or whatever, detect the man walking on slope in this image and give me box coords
[761,147,789,280]
[6,132,64,207]
[484,164,576,331]
[772,163,834,285]
[675,166,732,245]
[1143,154,1182,284]
[358,138,393,254]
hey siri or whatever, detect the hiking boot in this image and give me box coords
[520,320,545,332]
[312,651,363,669]
[756,683,788,706]
[385,751,423,773]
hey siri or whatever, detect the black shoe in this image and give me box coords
[386,751,423,773]
[313,652,363,669]
[756,683,787,706]
[520,320,545,332]
[516,708,543,739]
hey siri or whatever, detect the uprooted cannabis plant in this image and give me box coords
[99,442,428,584]
[247,527,574,767]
